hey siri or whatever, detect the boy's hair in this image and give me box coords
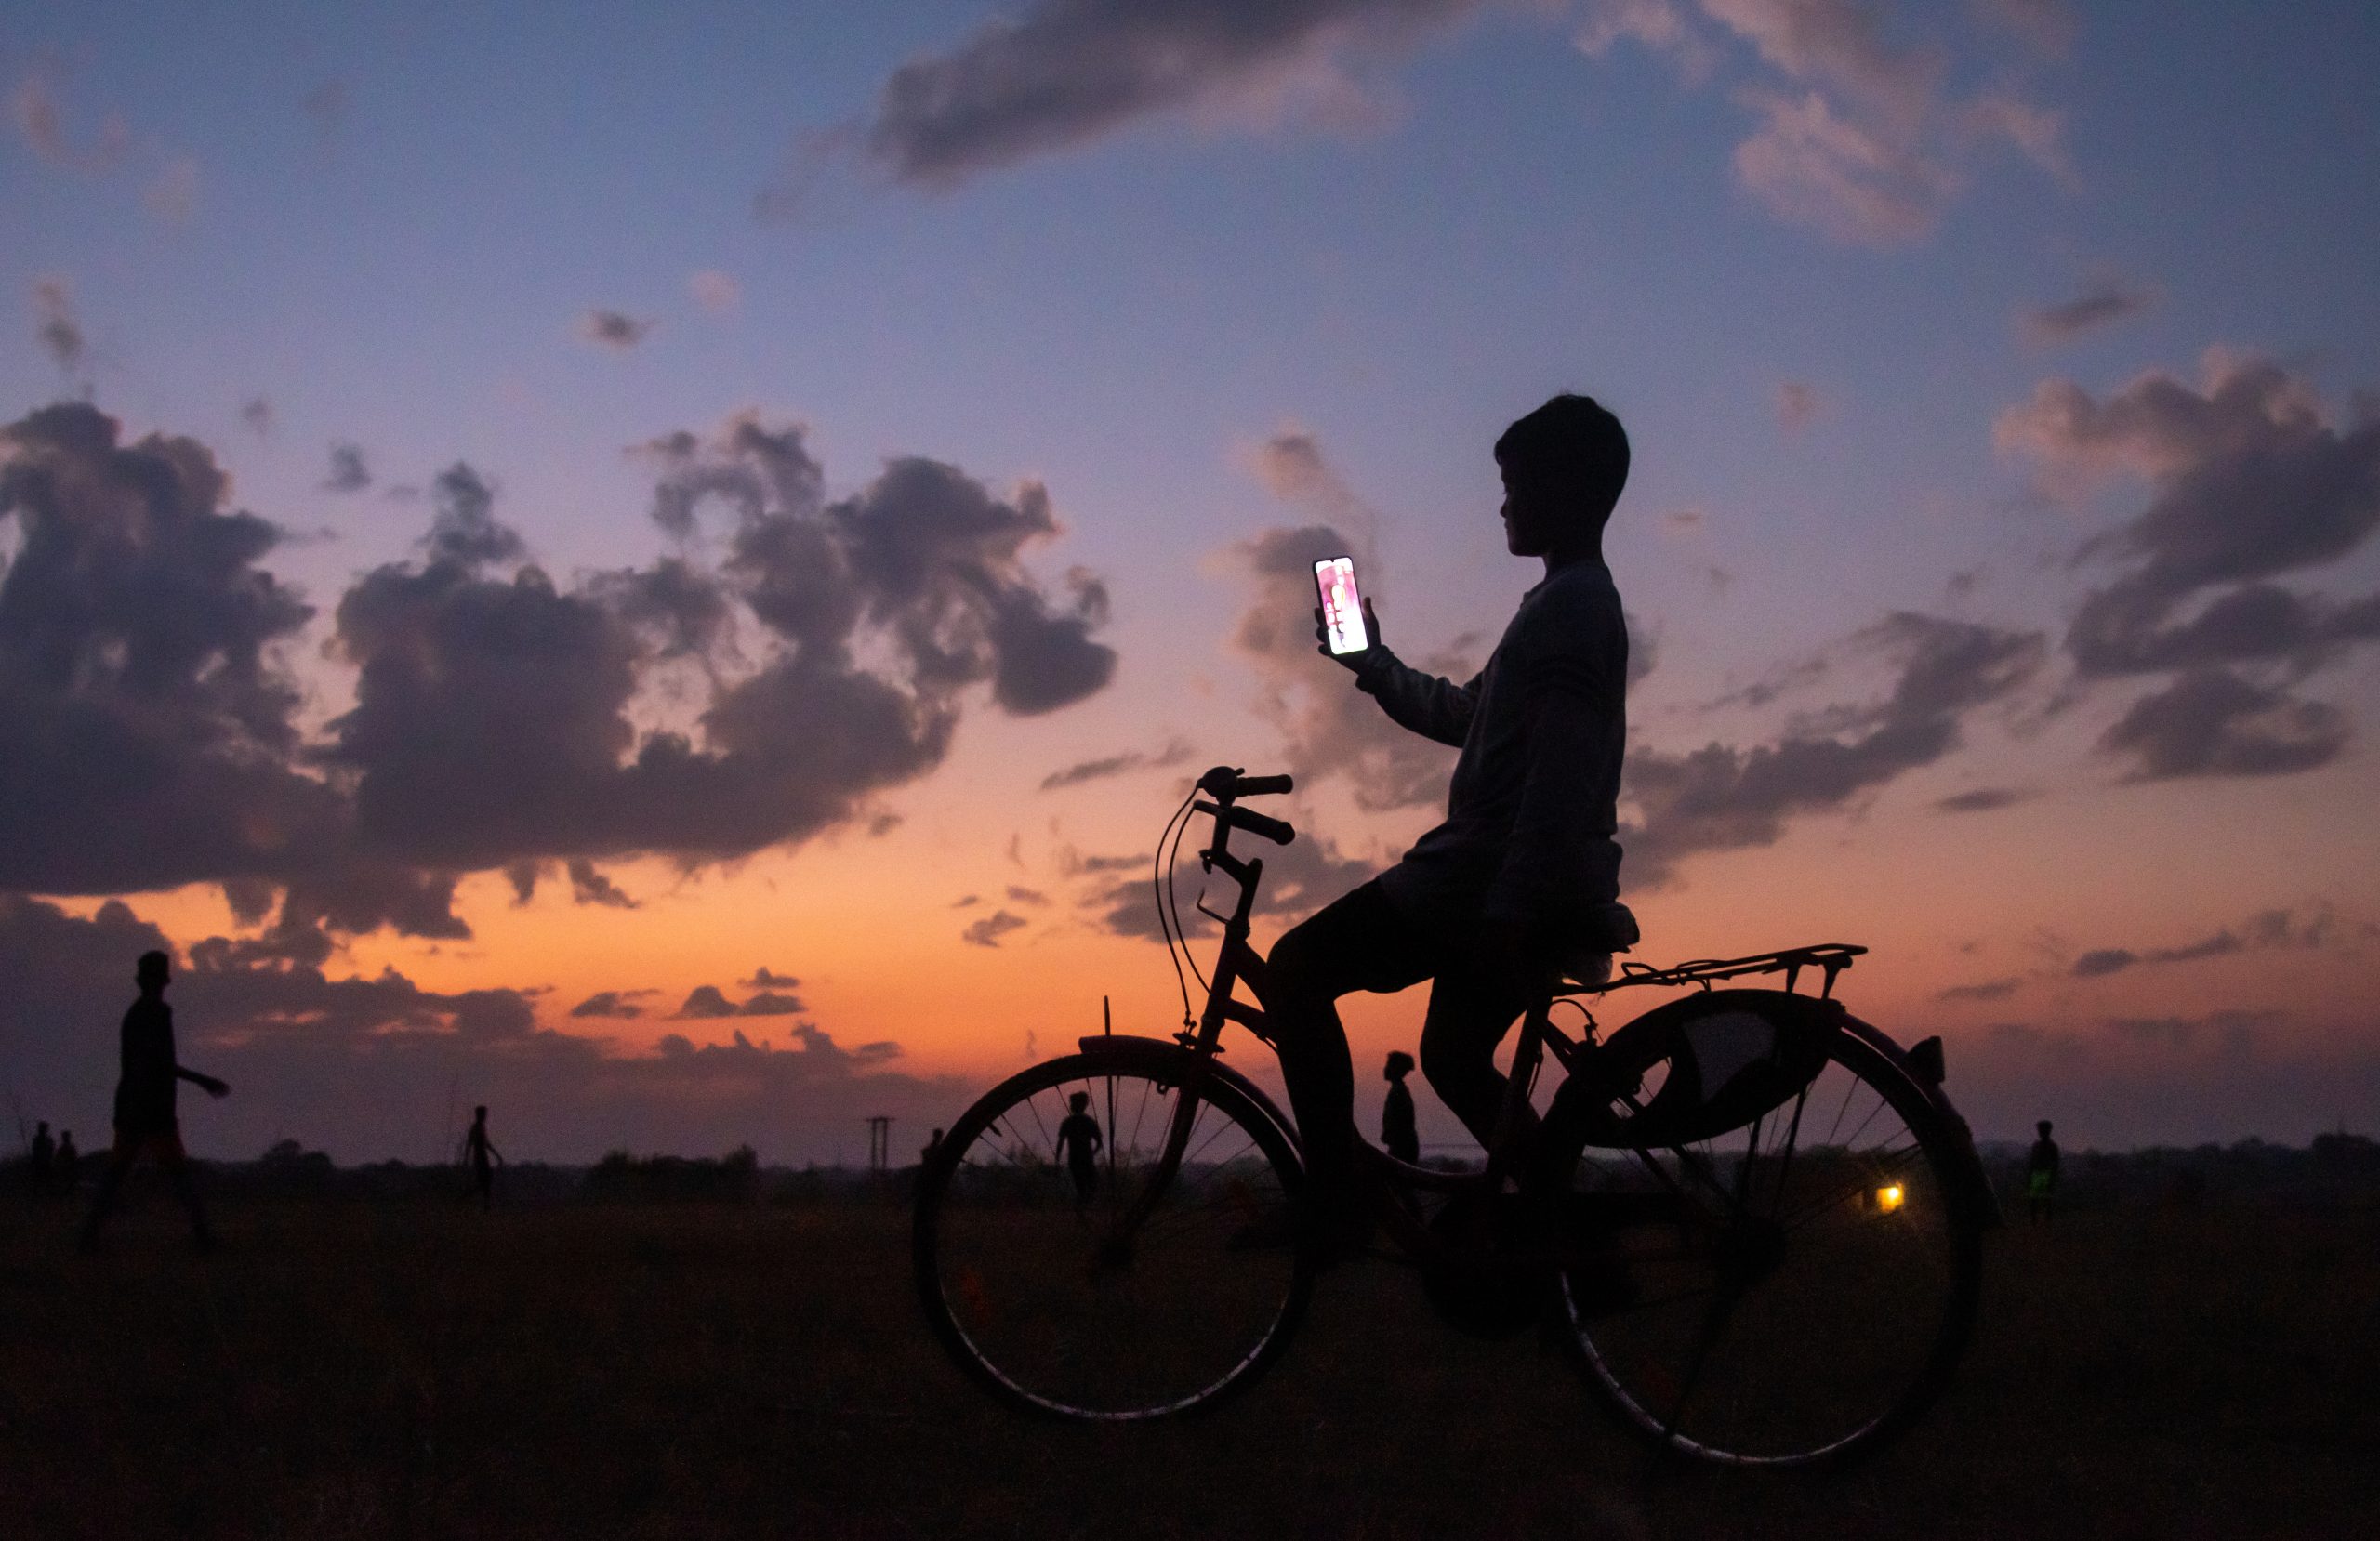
[1384,1049,1415,1078]
[135,949,171,983]
[1069,1091,1091,1111]
[1495,393,1630,528]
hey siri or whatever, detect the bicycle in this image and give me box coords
[914,766,1999,1469]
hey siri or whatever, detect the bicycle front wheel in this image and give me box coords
[914,1049,1312,1420]
[1554,1026,1983,1469]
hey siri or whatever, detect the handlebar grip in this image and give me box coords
[1226,806,1296,846]
[1231,772,1294,797]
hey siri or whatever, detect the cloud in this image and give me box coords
[742,966,800,988]
[1080,810,1384,942]
[9,74,130,173]
[570,989,654,1019]
[144,154,199,224]
[833,0,1490,192]
[1568,0,2069,246]
[689,270,741,314]
[1938,977,2019,1002]
[566,859,637,908]
[1934,785,2033,813]
[1625,611,2044,883]
[1246,427,1378,533]
[2103,1008,2278,1051]
[1006,885,1049,906]
[675,983,805,1018]
[0,402,1114,950]
[33,278,83,370]
[241,398,273,437]
[1040,735,1196,789]
[324,442,373,493]
[1996,350,2380,778]
[1776,380,1823,431]
[961,909,1029,947]
[2071,908,2336,980]
[2018,274,2158,347]
[578,310,654,349]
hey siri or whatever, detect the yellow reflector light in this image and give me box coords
[1876,1184,1905,1213]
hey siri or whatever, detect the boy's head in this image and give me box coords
[474,1105,489,1122]
[1069,1091,1091,1113]
[1495,393,1629,557]
[1384,1049,1415,1082]
[135,950,172,992]
[2037,1120,2054,1139]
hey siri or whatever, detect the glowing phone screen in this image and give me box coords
[1315,556,1368,655]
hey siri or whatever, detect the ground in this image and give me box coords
[1,1193,2373,1539]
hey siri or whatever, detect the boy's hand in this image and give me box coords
[1314,598,1383,674]
[198,1074,231,1099]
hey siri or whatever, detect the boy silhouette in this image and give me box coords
[461,1105,503,1210]
[2027,1119,2060,1224]
[79,951,230,1253]
[1381,1051,1421,1165]
[27,1120,55,1194]
[1053,1092,1103,1207]
[1272,394,1637,1251]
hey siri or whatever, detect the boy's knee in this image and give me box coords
[1419,1030,1490,1097]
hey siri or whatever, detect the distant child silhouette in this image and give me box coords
[920,1127,945,1166]
[27,1120,55,1195]
[79,951,230,1253]
[1381,1051,1420,1165]
[2027,1120,2061,1224]
[461,1105,504,1211]
[55,1129,78,1191]
[1054,1092,1103,1207]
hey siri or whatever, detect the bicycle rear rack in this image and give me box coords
[1571,942,1867,999]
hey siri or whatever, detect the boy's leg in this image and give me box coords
[77,1134,139,1250]
[1416,957,1536,1154]
[160,1137,215,1250]
[1265,883,1435,1206]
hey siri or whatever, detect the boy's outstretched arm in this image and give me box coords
[1314,599,1479,747]
[175,1065,231,1099]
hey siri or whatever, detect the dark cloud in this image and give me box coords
[1938,977,2021,1002]
[1775,380,1822,432]
[33,279,83,370]
[569,989,653,1020]
[1,402,1112,951]
[677,986,737,1019]
[2018,275,2157,346]
[674,981,811,1019]
[2070,908,2336,980]
[578,310,654,349]
[2098,668,2351,780]
[0,896,952,1164]
[1625,612,2044,884]
[566,859,636,908]
[1935,785,2034,813]
[741,966,800,988]
[961,909,1028,948]
[1997,353,2380,780]
[1006,885,1049,906]
[1040,735,1194,790]
[324,442,372,493]
[840,0,1487,191]
[240,397,272,437]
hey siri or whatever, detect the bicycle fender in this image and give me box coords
[1070,1034,1305,1172]
[1557,989,1843,1150]
[1832,1015,2004,1231]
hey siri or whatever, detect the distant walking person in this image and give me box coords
[27,1120,55,1195]
[1053,1092,1103,1208]
[1381,1051,1421,1165]
[79,951,230,1253]
[2027,1120,2061,1224]
[460,1105,503,1210]
[920,1128,945,1166]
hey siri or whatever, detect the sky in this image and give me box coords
[4,0,2377,1165]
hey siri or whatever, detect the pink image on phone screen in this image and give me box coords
[1314,556,1368,655]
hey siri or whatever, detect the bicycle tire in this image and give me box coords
[914,1047,1313,1420]
[1550,1022,1983,1469]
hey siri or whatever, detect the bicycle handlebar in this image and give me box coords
[1196,766,1294,800]
[1194,800,1295,846]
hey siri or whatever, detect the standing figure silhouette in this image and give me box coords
[461,1105,503,1211]
[1269,394,1637,1255]
[1053,1092,1104,1208]
[1381,1051,1421,1165]
[2027,1119,2061,1224]
[79,951,230,1254]
[27,1120,55,1196]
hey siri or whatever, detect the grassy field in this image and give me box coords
[2,1192,2373,1539]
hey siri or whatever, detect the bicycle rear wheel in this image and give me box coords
[914,1049,1312,1420]
[1553,1026,1982,1469]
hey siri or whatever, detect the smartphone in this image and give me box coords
[1314,555,1369,655]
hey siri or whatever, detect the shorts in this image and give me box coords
[2027,1171,2053,1197]
[112,1124,187,1164]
